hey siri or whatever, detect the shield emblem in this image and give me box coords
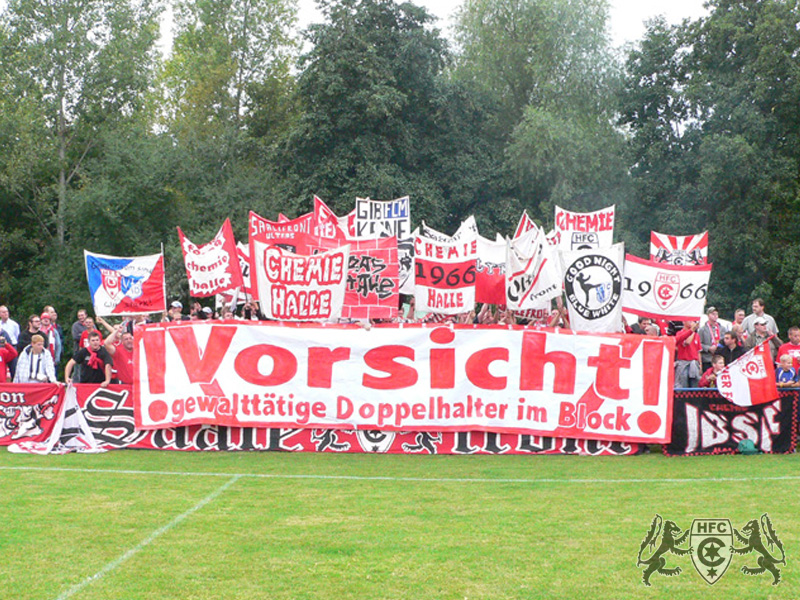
[101,269,121,300]
[356,430,396,453]
[690,518,733,585]
[654,272,680,310]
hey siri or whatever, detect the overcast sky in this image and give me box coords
[295,0,709,47]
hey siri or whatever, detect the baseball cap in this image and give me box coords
[754,316,768,325]
[202,307,213,315]
[706,306,717,314]
[170,301,183,309]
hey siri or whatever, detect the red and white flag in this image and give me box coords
[717,341,779,406]
[650,231,709,265]
[177,219,243,298]
[513,210,536,239]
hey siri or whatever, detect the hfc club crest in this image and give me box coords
[690,519,733,584]
[101,269,121,300]
[654,272,679,310]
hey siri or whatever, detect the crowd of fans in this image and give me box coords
[0,296,792,390]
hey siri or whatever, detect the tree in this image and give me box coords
[275,0,508,232]
[618,1,800,325]
[0,0,164,246]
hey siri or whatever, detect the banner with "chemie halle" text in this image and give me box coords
[133,322,675,443]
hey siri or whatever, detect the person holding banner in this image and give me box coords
[699,355,726,388]
[64,331,113,387]
[0,335,17,382]
[674,320,702,388]
[104,325,134,385]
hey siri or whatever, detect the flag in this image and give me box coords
[650,231,709,265]
[622,254,712,321]
[560,243,624,333]
[717,341,780,406]
[513,210,536,239]
[85,250,166,316]
[177,219,243,298]
[506,226,561,310]
[553,204,615,251]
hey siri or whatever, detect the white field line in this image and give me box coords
[3,465,799,485]
[53,474,241,600]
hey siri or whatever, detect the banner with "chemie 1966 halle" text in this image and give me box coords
[133,322,675,443]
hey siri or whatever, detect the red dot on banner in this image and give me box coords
[149,400,169,422]
[637,411,661,435]
[430,327,455,344]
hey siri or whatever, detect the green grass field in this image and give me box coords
[1,447,796,599]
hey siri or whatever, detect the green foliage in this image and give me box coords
[618,0,800,326]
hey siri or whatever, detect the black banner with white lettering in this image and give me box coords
[665,390,797,456]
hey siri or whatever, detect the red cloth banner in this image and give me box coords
[476,235,506,304]
[414,234,477,314]
[133,322,675,443]
[310,236,399,320]
[178,219,243,298]
[248,210,315,300]
[254,245,350,321]
[650,230,709,265]
[717,341,780,407]
[314,196,347,240]
[77,385,643,454]
[0,384,65,446]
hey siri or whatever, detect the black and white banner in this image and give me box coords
[560,243,624,332]
[354,196,411,240]
[665,390,797,456]
[622,254,712,321]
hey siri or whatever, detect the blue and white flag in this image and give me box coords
[84,250,166,316]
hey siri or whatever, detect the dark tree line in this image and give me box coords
[1,0,799,329]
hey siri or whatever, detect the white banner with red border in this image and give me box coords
[133,322,675,443]
[622,254,712,321]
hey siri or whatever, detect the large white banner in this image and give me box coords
[560,243,625,333]
[253,245,350,321]
[622,254,712,321]
[133,322,675,443]
[553,205,615,251]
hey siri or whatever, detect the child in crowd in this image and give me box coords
[699,355,726,388]
[775,354,799,388]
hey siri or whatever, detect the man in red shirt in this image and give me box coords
[104,326,134,384]
[675,320,702,388]
[777,326,800,369]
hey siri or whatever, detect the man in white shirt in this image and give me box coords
[741,298,779,337]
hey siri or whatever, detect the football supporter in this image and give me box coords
[0,335,18,382]
[104,325,134,385]
[699,355,726,388]
[741,298,778,337]
[777,327,800,369]
[14,334,57,383]
[717,331,745,365]
[17,314,49,354]
[776,355,799,388]
[699,306,728,372]
[65,331,113,386]
[71,308,89,352]
[744,317,782,361]
[674,320,702,388]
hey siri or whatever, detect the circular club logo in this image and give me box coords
[564,255,622,319]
